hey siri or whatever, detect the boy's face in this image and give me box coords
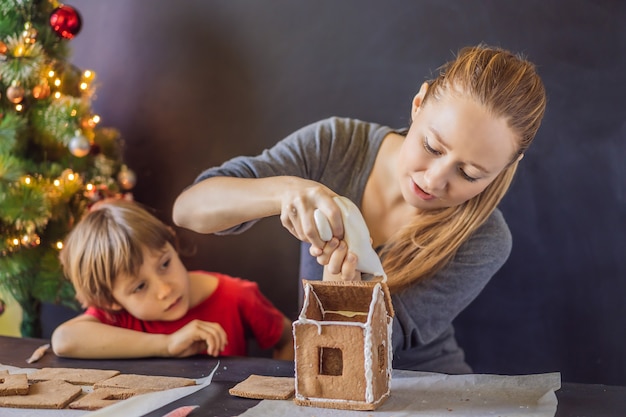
[110,243,191,321]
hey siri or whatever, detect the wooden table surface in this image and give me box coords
[1,335,625,416]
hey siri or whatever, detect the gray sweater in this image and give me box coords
[195,117,512,374]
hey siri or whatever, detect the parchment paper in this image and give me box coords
[0,362,217,417]
[239,370,561,417]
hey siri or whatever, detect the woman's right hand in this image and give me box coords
[278,177,343,254]
[278,177,360,281]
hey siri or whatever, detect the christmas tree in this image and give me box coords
[0,1,136,337]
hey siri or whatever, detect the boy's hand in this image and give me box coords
[166,320,228,357]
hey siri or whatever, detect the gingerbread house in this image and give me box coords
[293,279,394,410]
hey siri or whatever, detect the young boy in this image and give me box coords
[51,199,294,360]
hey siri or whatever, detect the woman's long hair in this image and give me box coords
[381,44,546,292]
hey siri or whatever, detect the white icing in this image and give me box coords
[297,284,322,334]
[364,312,374,403]
[387,315,393,382]
[295,393,387,407]
[363,283,378,403]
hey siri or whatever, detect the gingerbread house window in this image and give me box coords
[319,347,343,376]
[377,343,386,371]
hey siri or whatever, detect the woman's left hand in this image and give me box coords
[317,237,361,281]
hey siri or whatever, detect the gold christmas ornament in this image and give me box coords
[117,165,137,190]
[32,82,51,99]
[22,22,38,44]
[7,84,25,104]
[68,132,91,157]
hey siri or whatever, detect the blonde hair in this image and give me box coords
[60,199,177,310]
[381,44,546,292]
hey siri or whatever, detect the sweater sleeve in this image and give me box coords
[192,117,390,235]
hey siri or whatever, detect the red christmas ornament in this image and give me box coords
[49,5,82,39]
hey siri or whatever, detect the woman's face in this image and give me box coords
[398,84,518,210]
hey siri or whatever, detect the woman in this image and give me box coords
[173,44,546,373]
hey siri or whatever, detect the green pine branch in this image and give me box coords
[1,0,133,336]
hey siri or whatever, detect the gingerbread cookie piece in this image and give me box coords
[0,371,29,396]
[69,387,146,410]
[28,367,120,385]
[0,380,82,409]
[229,375,295,400]
[94,374,196,392]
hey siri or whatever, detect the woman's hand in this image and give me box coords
[278,177,361,281]
[279,178,343,252]
[317,238,361,281]
[166,320,228,357]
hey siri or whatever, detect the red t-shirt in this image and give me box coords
[84,271,285,356]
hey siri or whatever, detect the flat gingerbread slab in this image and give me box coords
[0,371,29,396]
[94,374,196,392]
[28,367,120,385]
[68,387,145,410]
[0,380,82,409]
[229,375,295,400]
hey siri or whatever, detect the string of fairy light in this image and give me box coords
[0,3,136,256]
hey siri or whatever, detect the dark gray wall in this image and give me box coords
[65,0,625,385]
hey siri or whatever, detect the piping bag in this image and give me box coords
[313,196,387,280]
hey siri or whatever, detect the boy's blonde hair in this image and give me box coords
[60,199,177,310]
[382,44,546,292]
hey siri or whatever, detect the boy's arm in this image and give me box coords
[271,316,295,361]
[51,314,227,359]
[51,314,172,359]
